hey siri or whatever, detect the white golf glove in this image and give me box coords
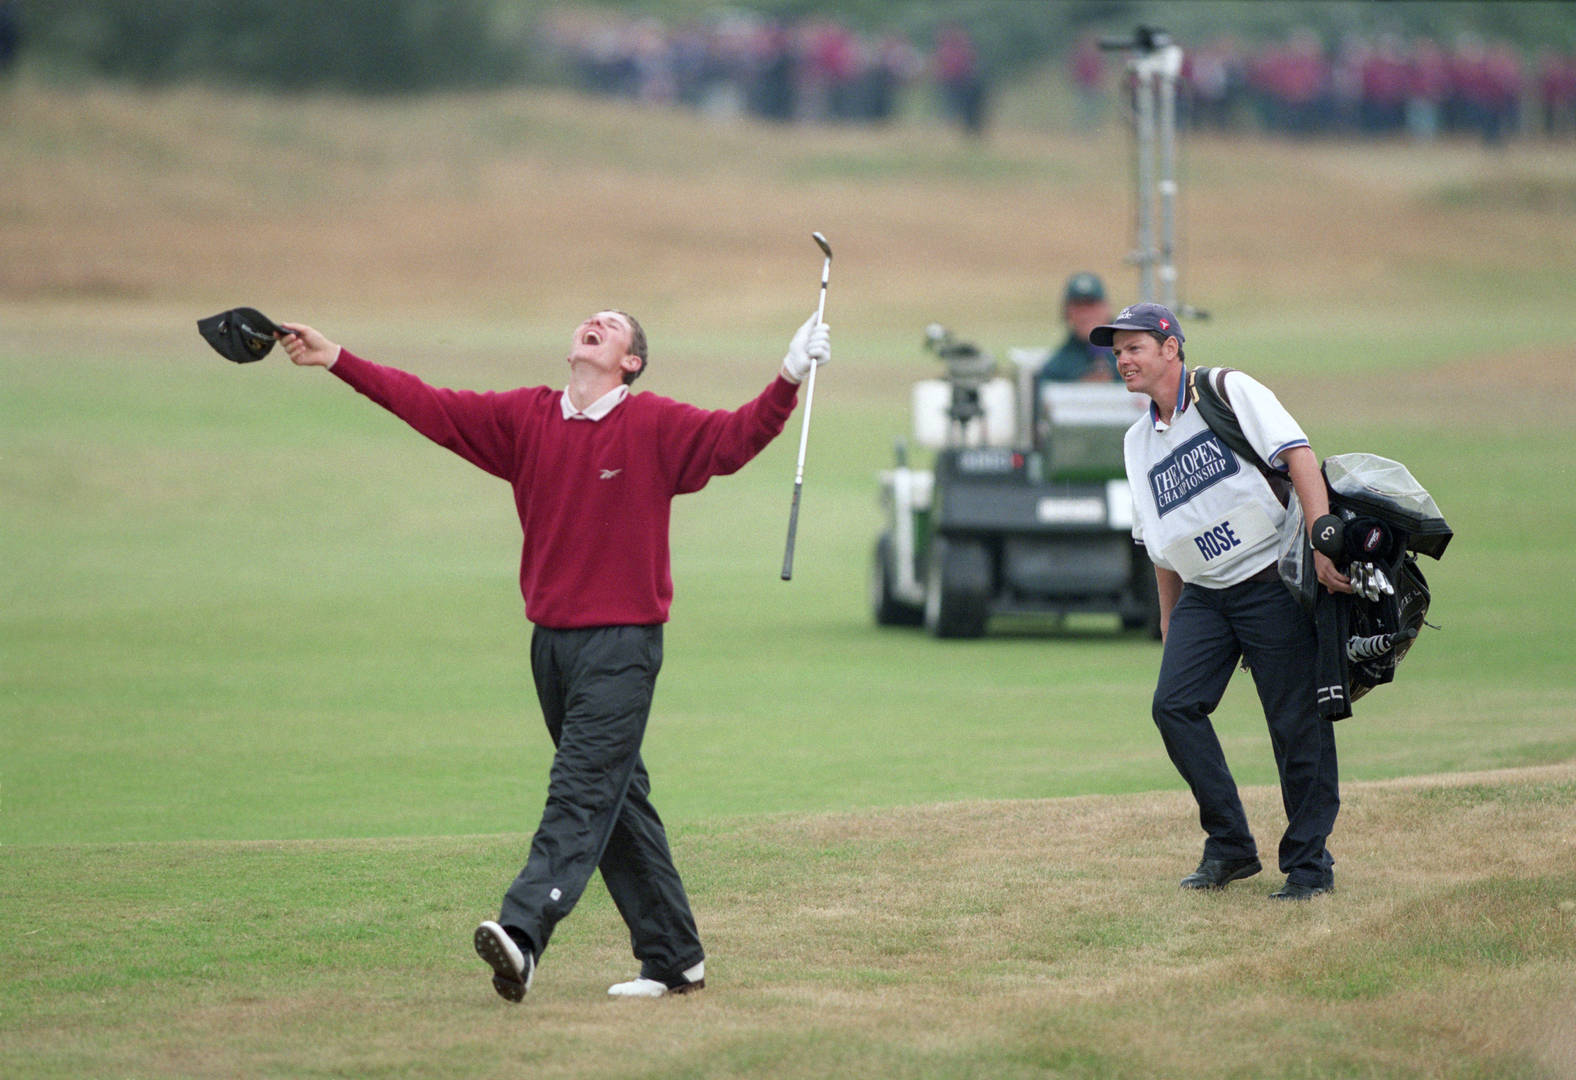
[781,313,831,384]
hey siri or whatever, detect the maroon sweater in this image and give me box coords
[332,350,799,628]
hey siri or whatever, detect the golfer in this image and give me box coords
[280,310,829,999]
[1098,303,1350,900]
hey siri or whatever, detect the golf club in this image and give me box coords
[781,231,831,581]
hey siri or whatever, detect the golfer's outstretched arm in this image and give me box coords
[663,318,830,493]
[278,322,525,481]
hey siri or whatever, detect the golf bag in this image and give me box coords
[1189,368,1453,719]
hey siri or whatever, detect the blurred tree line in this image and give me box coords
[14,0,541,91]
[11,0,1575,93]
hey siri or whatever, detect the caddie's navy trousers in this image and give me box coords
[1153,575,1339,887]
[498,624,704,982]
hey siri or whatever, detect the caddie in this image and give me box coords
[1096,302,1352,900]
[278,309,829,998]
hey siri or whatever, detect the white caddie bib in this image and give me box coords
[1158,500,1278,580]
[1125,367,1310,588]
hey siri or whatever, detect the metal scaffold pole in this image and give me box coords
[1102,27,1188,313]
[1133,60,1157,303]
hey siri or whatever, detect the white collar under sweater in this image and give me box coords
[560,383,629,421]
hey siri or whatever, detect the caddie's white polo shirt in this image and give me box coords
[1124,366,1308,588]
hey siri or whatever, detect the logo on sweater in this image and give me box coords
[599,468,622,480]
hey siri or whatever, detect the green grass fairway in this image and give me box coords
[4,82,1576,1078]
[6,767,1574,1079]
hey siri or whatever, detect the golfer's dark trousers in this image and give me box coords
[1153,572,1340,887]
[498,624,704,982]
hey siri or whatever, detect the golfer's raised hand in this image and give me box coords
[781,313,831,384]
[278,323,341,369]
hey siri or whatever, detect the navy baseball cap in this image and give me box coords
[1088,302,1184,347]
[1063,272,1105,304]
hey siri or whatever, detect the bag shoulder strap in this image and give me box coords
[1188,366,1293,501]
[1188,366,1260,466]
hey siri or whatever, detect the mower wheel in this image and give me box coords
[923,536,990,639]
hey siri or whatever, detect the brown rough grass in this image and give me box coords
[7,82,1575,332]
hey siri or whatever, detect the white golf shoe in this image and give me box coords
[607,960,705,997]
[474,920,534,1003]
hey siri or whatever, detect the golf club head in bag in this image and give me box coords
[197,307,291,363]
[1347,554,1431,702]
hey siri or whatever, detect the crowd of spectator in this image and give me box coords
[537,10,988,134]
[1073,29,1576,144]
[540,10,1575,147]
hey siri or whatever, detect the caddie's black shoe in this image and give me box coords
[1179,856,1263,890]
[1269,879,1334,901]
